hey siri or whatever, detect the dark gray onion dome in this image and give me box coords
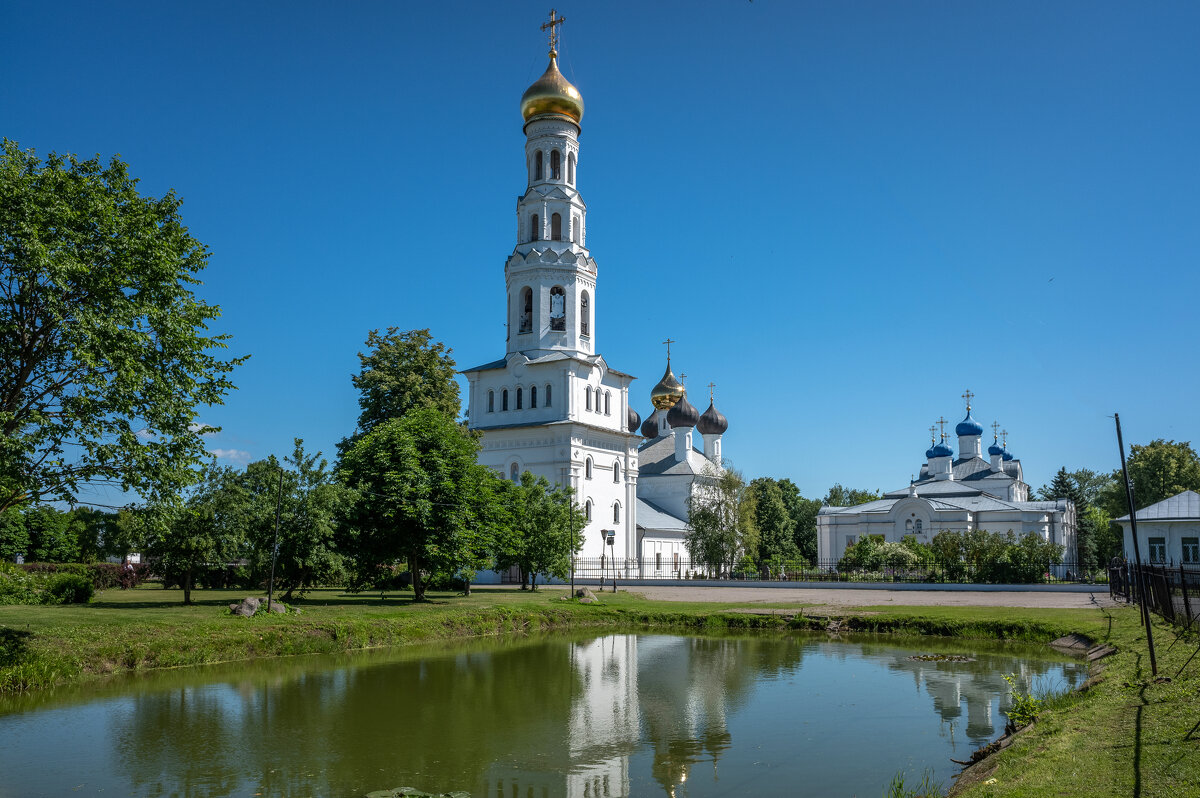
[640,413,659,438]
[696,401,728,435]
[627,405,641,434]
[667,392,700,428]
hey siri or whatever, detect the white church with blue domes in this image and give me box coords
[816,394,1077,561]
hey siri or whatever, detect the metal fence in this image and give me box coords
[559,556,1100,585]
[1109,562,1200,629]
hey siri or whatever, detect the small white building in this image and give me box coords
[1115,489,1200,565]
[817,398,1076,560]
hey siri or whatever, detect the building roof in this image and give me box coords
[820,493,1060,517]
[636,498,689,532]
[461,351,634,378]
[637,434,711,476]
[1116,489,1200,522]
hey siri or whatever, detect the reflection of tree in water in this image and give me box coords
[636,635,804,796]
[114,637,582,797]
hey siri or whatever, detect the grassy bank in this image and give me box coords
[1,585,1195,796]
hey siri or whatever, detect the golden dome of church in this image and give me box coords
[520,52,584,124]
[650,362,685,409]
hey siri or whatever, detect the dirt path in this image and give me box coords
[616,585,1120,609]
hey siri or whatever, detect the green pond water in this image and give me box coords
[0,632,1088,797]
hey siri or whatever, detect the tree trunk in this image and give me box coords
[462,575,471,597]
[411,554,425,601]
[183,567,193,605]
[519,565,528,590]
[530,569,539,591]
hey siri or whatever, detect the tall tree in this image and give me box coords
[749,478,798,568]
[495,471,586,590]
[339,409,481,601]
[144,465,246,605]
[24,505,83,562]
[823,484,882,507]
[686,466,752,576]
[1040,467,1092,568]
[1099,439,1200,517]
[340,328,461,454]
[0,140,244,512]
[0,507,29,562]
[777,478,821,562]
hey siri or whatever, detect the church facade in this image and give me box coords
[817,397,1076,561]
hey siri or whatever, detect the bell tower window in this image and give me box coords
[535,151,543,181]
[551,150,561,180]
[549,285,566,331]
[530,214,539,242]
[551,213,562,241]
[519,287,533,333]
[568,153,575,185]
[580,291,590,337]
[572,215,580,244]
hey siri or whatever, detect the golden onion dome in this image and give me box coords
[650,362,685,410]
[520,52,584,124]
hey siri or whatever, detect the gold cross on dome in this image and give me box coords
[929,425,937,445]
[991,421,1000,440]
[680,373,688,388]
[708,382,716,402]
[1001,429,1009,447]
[541,9,566,55]
[662,338,675,363]
[937,416,948,440]
[962,389,974,410]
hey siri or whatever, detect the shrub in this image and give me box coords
[1002,672,1043,732]
[0,564,44,605]
[44,573,94,604]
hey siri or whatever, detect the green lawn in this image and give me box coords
[1,584,1196,796]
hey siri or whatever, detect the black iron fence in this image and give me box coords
[1109,562,1200,628]
[566,556,1100,585]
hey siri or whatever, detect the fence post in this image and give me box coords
[1180,564,1193,630]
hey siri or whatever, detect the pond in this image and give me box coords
[0,632,1087,797]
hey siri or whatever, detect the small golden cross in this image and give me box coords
[708,382,716,402]
[991,421,1000,440]
[929,425,937,445]
[541,9,566,55]
[962,388,974,410]
[662,338,675,362]
[680,372,688,388]
[1001,429,1009,448]
[937,416,948,439]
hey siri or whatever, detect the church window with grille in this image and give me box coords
[520,287,533,333]
[551,150,561,180]
[914,519,923,534]
[1184,537,1199,564]
[580,291,590,336]
[1150,537,1167,562]
[613,502,621,523]
[549,286,566,331]
[535,150,543,180]
[551,213,562,241]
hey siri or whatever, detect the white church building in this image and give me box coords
[817,396,1076,561]
[462,22,730,578]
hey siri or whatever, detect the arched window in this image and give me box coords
[535,150,543,181]
[585,457,593,480]
[510,463,519,481]
[915,519,923,533]
[580,291,590,336]
[613,502,621,523]
[585,499,592,521]
[516,387,523,410]
[568,153,575,185]
[545,383,552,406]
[488,390,495,412]
[572,214,580,244]
[519,286,533,333]
[905,519,913,533]
[551,213,562,241]
[530,386,537,408]
[613,461,621,483]
[530,214,540,242]
[550,150,561,180]
[585,386,592,410]
[502,389,509,411]
[604,391,611,415]
[549,285,566,331]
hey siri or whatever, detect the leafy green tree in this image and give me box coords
[24,505,83,562]
[339,328,461,455]
[686,466,752,576]
[823,484,882,508]
[339,409,482,601]
[144,465,246,604]
[749,478,798,571]
[238,440,351,600]
[777,478,821,562]
[495,472,586,590]
[0,507,29,562]
[1039,467,1093,568]
[456,467,514,595]
[101,506,147,561]
[1098,439,1200,518]
[0,140,244,513]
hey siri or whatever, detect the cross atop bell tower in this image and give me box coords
[541,9,565,56]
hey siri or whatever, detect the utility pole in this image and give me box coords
[1116,413,1157,676]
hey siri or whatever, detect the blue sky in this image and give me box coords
[6,1,1199,505]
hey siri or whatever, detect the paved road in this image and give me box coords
[614,585,1120,609]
